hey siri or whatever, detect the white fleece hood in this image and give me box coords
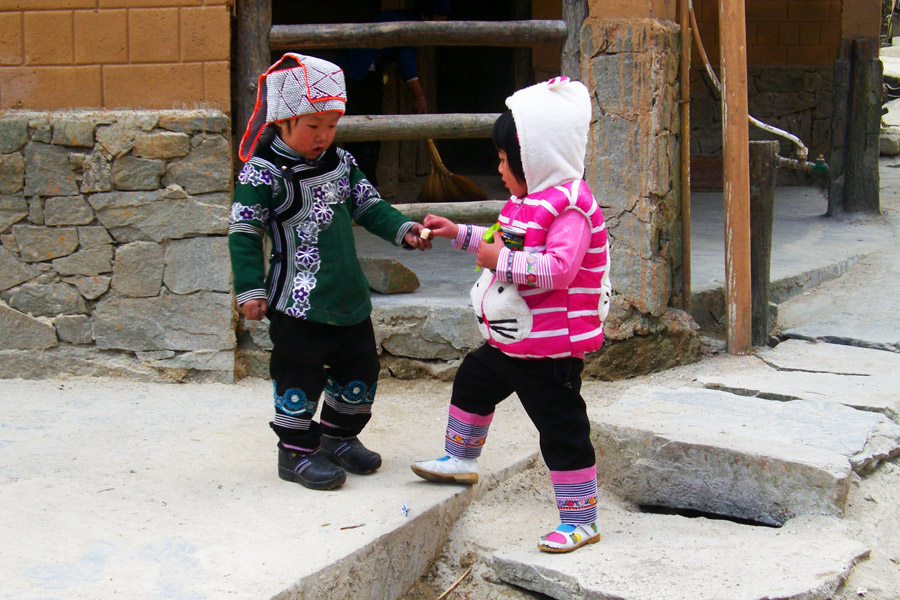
[505,76,591,194]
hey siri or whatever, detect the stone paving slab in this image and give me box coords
[589,386,900,525]
[0,378,538,600]
[493,512,869,600]
[697,364,900,422]
[757,339,900,376]
[783,320,900,353]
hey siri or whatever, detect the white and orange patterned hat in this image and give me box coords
[238,53,347,161]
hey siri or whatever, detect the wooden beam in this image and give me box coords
[561,0,588,79]
[269,20,567,50]
[719,0,752,355]
[234,0,271,145]
[335,113,500,142]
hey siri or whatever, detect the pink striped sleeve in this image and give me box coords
[452,224,489,254]
[497,210,591,289]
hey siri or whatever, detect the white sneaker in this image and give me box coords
[410,456,478,485]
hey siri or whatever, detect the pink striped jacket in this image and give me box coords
[475,180,610,359]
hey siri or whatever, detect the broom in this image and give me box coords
[418,139,487,203]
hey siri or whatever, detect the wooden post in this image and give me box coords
[680,0,692,313]
[749,141,778,347]
[827,40,851,216]
[561,0,588,80]
[719,0,752,355]
[844,37,882,213]
[233,0,271,147]
[512,0,533,90]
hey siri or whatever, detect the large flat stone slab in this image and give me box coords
[757,339,900,376]
[493,512,869,600]
[590,386,900,525]
[697,364,900,422]
[0,378,538,600]
[784,320,900,353]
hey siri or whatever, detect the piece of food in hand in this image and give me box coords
[420,228,432,240]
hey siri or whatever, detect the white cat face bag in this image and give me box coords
[469,269,533,343]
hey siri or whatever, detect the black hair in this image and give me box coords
[492,110,525,185]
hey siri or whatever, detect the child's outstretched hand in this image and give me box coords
[422,214,459,239]
[475,234,506,270]
[404,223,432,251]
[241,298,267,321]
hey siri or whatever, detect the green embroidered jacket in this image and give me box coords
[228,135,414,326]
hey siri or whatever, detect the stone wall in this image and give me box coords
[0,109,236,383]
[691,65,835,184]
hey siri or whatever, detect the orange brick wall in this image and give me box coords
[692,0,844,66]
[0,0,232,111]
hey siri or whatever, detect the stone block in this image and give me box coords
[111,241,163,298]
[133,131,190,159]
[52,245,113,277]
[51,119,95,148]
[0,153,24,194]
[162,135,231,194]
[0,118,29,154]
[591,385,900,525]
[758,339,900,376]
[77,225,112,249]
[92,292,235,352]
[2,281,87,317]
[145,349,235,378]
[359,256,420,294]
[372,304,480,362]
[89,187,229,243]
[0,247,38,293]
[0,193,28,233]
[64,275,110,301]
[44,195,95,226]
[12,224,78,262]
[0,303,57,350]
[24,142,79,197]
[95,122,136,158]
[112,155,165,191]
[784,320,900,353]
[493,513,868,600]
[158,113,229,134]
[55,314,92,345]
[80,148,112,193]
[163,236,231,294]
[0,346,157,381]
[698,365,900,424]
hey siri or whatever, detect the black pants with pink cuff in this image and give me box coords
[446,343,599,525]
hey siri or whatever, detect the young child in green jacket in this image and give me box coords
[229,53,431,491]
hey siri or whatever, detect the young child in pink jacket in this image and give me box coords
[412,77,612,553]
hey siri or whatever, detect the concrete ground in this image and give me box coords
[4,100,900,600]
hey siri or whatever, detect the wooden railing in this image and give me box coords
[234,1,587,147]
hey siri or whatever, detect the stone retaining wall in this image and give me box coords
[692,65,835,185]
[0,109,236,383]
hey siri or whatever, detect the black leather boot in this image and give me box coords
[321,436,382,475]
[277,446,346,490]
